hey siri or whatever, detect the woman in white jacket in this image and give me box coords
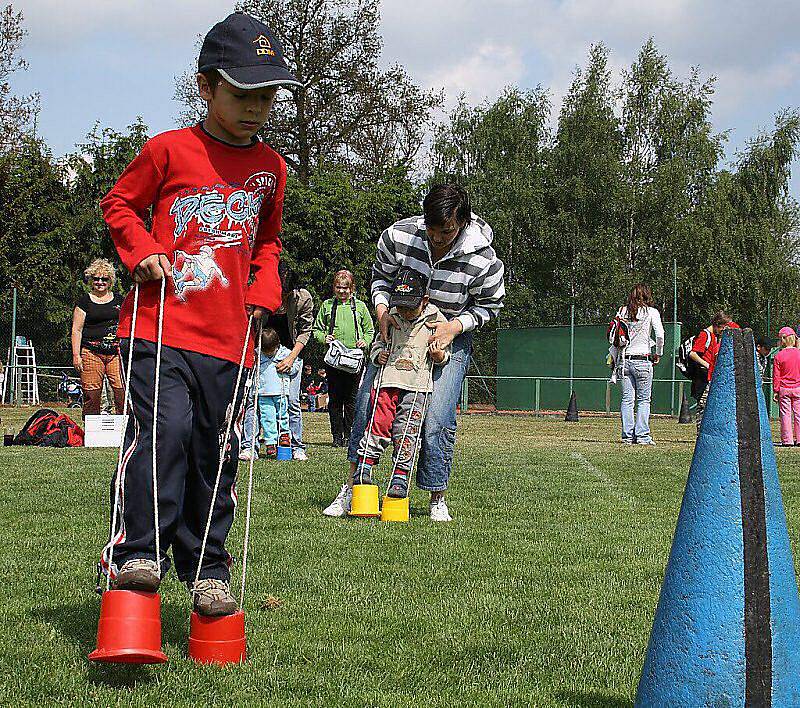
[617,284,664,445]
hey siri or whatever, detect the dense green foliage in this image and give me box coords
[432,41,800,343]
[2,38,799,371]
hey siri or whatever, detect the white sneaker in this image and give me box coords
[239,448,255,462]
[323,484,352,517]
[429,497,453,522]
[293,448,308,461]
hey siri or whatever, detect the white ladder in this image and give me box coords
[3,340,40,405]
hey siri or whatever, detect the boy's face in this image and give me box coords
[263,343,279,357]
[757,344,770,357]
[198,74,278,145]
[396,295,429,321]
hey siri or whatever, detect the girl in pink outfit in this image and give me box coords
[773,326,800,446]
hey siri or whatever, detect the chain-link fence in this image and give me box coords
[1,286,76,406]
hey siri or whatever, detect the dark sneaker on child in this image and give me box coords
[387,473,408,498]
[353,465,373,486]
[278,433,291,448]
[192,578,238,616]
[264,444,277,458]
[114,558,161,592]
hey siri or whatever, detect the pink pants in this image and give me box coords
[778,387,800,445]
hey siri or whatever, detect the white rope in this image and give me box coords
[106,284,140,591]
[193,314,254,596]
[239,319,263,607]
[151,277,166,576]
[355,363,385,485]
[402,359,435,499]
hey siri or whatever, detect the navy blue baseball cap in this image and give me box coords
[390,267,427,309]
[199,12,301,90]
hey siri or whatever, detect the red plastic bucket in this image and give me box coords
[188,610,246,666]
[88,590,168,664]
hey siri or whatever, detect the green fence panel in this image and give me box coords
[496,323,682,414]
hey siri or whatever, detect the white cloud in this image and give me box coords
[424,43,525,107]
[20,0,226,48]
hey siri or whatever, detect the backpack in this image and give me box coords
[607,316,630,349]
[676,328,712,380]
[14,408,84,447]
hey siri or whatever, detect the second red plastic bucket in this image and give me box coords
[188,610,246,666]
[88,590,168,664]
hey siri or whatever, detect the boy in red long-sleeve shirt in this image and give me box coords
[99,12,300,616]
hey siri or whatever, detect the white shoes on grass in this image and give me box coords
[293,448,309,461]
[322,484,453,522]
[323,484,353,516]
[429,497,453,522]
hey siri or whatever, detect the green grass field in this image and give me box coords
[1,409,798,707]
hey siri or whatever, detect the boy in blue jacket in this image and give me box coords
[256,327,299,457]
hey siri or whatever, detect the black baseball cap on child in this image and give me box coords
[390,267,427,309]
[199,12,301,90]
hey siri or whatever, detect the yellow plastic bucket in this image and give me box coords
[380,495,409,522]
[349,484,380,517]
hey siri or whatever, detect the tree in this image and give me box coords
[549,43,625,322]
[0,5,38,151]
[174,0,442,182]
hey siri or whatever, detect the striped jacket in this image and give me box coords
[371,214,505,332]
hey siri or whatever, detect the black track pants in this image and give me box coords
[101,339,248,583]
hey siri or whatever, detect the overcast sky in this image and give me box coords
[14,0,800,193]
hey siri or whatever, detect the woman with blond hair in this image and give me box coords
[313,269,374,446]
[616,283,664,445]
[71,258,125,416]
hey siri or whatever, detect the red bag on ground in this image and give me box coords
[13,408,84,447]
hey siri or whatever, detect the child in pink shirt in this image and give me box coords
[773,326,800,446]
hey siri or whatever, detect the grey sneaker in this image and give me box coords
[114,558,161,592]
[192,578,238,616]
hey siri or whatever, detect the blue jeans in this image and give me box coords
[348,332,472,491]
[286,358,305,450]
[620,358,654,443]
[242,358,304,452]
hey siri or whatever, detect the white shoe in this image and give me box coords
[323,484,352,517]
[293,448,308,461]
[429,497,453,522]
[239,448,255,461]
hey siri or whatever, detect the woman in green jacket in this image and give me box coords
[313,270,375,446]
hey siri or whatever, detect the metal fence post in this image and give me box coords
[9,286,17,405]
[460,376,468,414]
[569,304,575,393]
[535,378,540,415]
[605,381,611,415]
